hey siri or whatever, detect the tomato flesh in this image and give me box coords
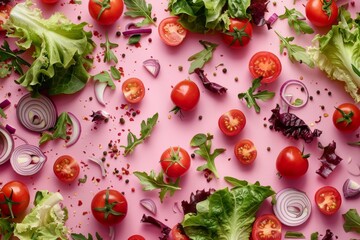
[122,78,145,104]
[41,0,59,4]
[0,181,30,218]
[315,186,341,215]
[332,103,360,133]
[160,147,191,178]
[0,4,11,31]
[171,80,200,111]
[234,139,257,165]
[53,155,80,183]
[171,224,190,240]
[276,146,309,178]
[305,0,338,27]
[218,109,246,136]
[249,51,282,83]
[252,214,281,240]
[158,17,187,46]
[128,235,145,240]
[89,0,124,25]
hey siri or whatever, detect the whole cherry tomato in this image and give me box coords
[160,147,191,178]
[222,18,253,48]
[276,146,309,178]
[332,103,360,133]
[305,0,338,27]
[88,0,124,25]
[0,181,30,218]
[171,80,200,113]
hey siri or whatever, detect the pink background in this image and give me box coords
[1,0,359,239]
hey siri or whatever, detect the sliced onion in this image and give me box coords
[0,99,11,109]
[273,188,311,226]
[343,179,360,199]
[88,157,106,177]
[0,126,14,165]
[280,80,309,109]
[140,198,157,215]
[16,93,57,132]
[346,157,360,176]
[143,59,160,77]
[266,13,279,29]
[5,124,16,134]
[94,81,108,106]
[65,112,81,147]
[122,28,152,37]
[10,144,47,176]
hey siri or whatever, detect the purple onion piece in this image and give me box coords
[194,68,227,95]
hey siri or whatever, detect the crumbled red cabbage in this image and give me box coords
[181,189,214,215]
[90,110,109,122]
[269,104,322,143]
[141,214,171,240]
[322,229,336,240]
[194,68,227,95]
[249,0,269,26]
[316,141,343,179]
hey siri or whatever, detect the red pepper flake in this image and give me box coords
[95,178,101,183]
[82,211,88,215]
[131,188,135,192]
[93,31,100,37]
[78,200,83,206]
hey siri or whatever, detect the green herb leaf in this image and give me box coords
[78,175,88,184]
[0,107,7,119]
[343,209,360,233]
[279,7,314,34]
[120,113,159,156]
[228,0,250,19]
[133,170,181,203]
[71,232,103,240]
[238,77,275,113]
[190,133,225,178]
[0,62,11,78]
[310,232,319,240]
[110,66,121,80]
[292,98,303,106]
[124,0,156,26]
[128,34,141,45]
[100,33,118,64]
[0,40,30,76]
[0,217,15,240]
[93,71,116,89]
[224,176,248,187]
[188,40,218,74]
[39,112,72,145]
[276,31,314,67]
[284,231,306,238]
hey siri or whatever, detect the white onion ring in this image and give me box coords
[280,80,309,109]
[273,188,311,226]
[65,112,81,147]
[10,144,47,176]
[0,126,14,165]
[16,93,57,132]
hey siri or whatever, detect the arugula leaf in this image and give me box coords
[120,113,158,156]
[133,170,181,203]
[224,176,248,187]
[0,108,7,119]
[0,217,15,240]
[93,71,116,89]
[0,40,30,76]
[343,209,360,233]
[238,77,275,113]
[39,112,72,145]
[188,40,218,74]
[100,33,118,64]
[279,7,314,34]
[275,31,314,67]
[71,232,103,240]
[110,66,121,80]
[284,231,305,238]
[124,0,156,26]
[310,232,318,240]
[128,34,141,45]
[190,133,225,178]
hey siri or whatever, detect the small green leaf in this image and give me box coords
[39,112,72,145]
[110,66,121,80]
[284,231,305,239]
[78,175,88,184]
[0,62,11,78]
[292,98,303,106]
[93,71,116,89]
[188,40,218,73]
[190,133,207,147]
[124,0,156,26]
[100,33,118,64]
[279,7,314,34]
[343,209,360,233]
[310,232,319,240]
[224,176,248,187]
[128,34,141,45]
[0,108,7,119]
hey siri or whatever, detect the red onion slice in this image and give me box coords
[0,126,14,165]
[65,112,81,147]
[273,188,311,226]
[143,59,160,77]
[16,93,57,132]
[140,198,157,215]
[0,99,11,109]
[10,144,47,176]
[88,157,106,177]
[280,80,309,109]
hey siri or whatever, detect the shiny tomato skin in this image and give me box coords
[128,235,145,240]
[160,147,191,178]
[332,103,360,133]
[88,0,124,25]
[0,181,30,217]
[315,186,341,215]
[0,4,11,31]
[41,0,59,4]
[222,18,252,48]
[218,109,246,136]
[234,139,257,165]
[91,189,128,226]
[122,78,145,104]
[251,214,282,240]
[171,80,200,111]
[249,51,282,84]
[171,224,190,240]
[276,146,309,178]
[158,17,187,46]
[305,0,338,27]
[53,155,80,183]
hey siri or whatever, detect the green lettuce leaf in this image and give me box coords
[182,179,275,239]
[4,1,95,97]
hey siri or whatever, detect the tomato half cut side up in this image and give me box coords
[249,51,282,84]
[53,155,80,183]
[122,77,145,104]
[218,109,246,137]
[158,17,187,46]
[0,4,11,31]
[252,214,282,240]
[315,186,342,215]
[234,139,257,165]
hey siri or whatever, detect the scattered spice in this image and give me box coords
[198,115,203,120]
[191,153,195,159]
[222,68,227,73]
[116,31,121,37]
[119,117,125,124]
[316,90,320,95]
[178,66,183,71]
[267,147,271,152]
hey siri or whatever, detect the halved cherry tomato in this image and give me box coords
[234,139,257,165]
[332,103,360,133]
[160,147,191,178]
[171,223,190,240]
[315,186,341,215]
[158,17,187,46]
[249,51,282,84]
[128,234,145,240]
[0,4,11,31]
[251,214,282,240]
[0,181,30,218]
[218,109,246,136]
[222,18,252,48]
[122,77,145,104]
[171,80,200,112]
[88,0,124,25]
[305,0,338,27]
[53,155,80,183]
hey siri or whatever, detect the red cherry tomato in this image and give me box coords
[171,80,200,112]
[218,109,246,136]
[222,18,252,48]
[249,51,282,84]
[128,235,145,240]
[0,4,11,31]
[122,77,145,104]
[251,214,282,240]
[53,155,80,183]
[305,0,338,27]
[234,139,257,165]
[160,147,191,178]
[315,186,342,215]
[276,146,309,178]
[171,223,190,240]
[91,189,128,226]
[88,0,124,25]
[158,17,187,46]
[41,0,59,4]
[0,181,30,218]
[332,103,360,133]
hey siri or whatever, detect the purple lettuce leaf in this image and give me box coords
[249,0,269,26]
[316,141,343,179]
[181,189,215,215]
[141,214,171,240]
[194,68,227,95]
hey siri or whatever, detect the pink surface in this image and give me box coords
[1,0,359,239]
